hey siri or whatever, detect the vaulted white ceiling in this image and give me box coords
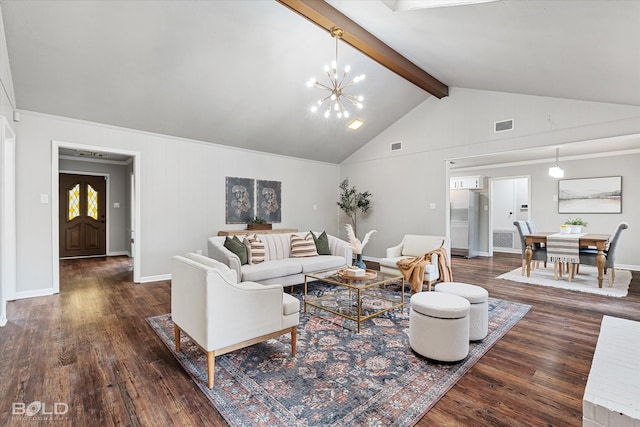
[2,0,639,164]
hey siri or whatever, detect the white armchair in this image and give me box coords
[171,253,300,388]
[379,235,447,291]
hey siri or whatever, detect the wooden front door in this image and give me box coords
[59,173,107,257]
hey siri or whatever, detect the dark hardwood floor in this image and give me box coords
[1,254,638,426]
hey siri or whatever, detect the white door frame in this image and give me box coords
[0,117,16,326]
[488,175,531,256]
[52,141,141,293]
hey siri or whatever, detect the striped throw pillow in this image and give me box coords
[244,234,265,264]
[290,234,318,257]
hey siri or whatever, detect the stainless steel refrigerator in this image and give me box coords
[450,189,480,258]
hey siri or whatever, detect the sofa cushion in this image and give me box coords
[282,293,301,316]
[244,234,265,264]
[260,233,293,261]
[241,259,303,282]
[297,255,347,273]
[401,235,444,257]
[380,256,435,274]
[310,231,331,255]
[290,234,318,258]
[224,236,248,265]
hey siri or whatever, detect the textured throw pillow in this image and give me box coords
[291,234,318,257]
[224,236,248,265]
[244,234,265,264]
[309,231,331,255]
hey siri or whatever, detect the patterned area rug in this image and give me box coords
[147,284,530,426]
[497,265,631,297]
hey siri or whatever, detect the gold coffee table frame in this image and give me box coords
[304,268,405,333]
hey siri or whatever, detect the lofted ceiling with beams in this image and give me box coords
[1,0,639,164]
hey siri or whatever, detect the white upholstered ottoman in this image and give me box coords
[434,282,489,341]
[409,292,470,362]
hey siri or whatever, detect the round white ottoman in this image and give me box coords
[409,292,470,362]
[434,282,489,341]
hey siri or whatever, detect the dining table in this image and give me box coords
[524,232,611,288]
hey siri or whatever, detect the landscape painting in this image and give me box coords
[558,176,622,214]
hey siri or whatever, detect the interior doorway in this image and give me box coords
[52,141,141,293]
[59,173,107,258]
[489,176,530,254]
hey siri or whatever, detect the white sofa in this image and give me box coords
[379,235,447,289]
[171,252,300,388]
[207,232,352,286]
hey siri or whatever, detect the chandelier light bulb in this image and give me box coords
[344,110,350,118]
[356,103,363,109]
[330,94,336,101]
[331,60,337,70]
[337,112,343,118]
[310,105,318,113]
[324,110,330,118]
[334,102,340,111]
[345,65,351,73]
[324,64,329,72]
[357,95,364,101]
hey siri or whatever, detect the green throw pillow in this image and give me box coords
[310,231,331,255]
[224,236,248,265]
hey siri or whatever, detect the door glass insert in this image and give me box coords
[87,184,98,220]
[68,184,80,221]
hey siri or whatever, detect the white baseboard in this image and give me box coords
[137,274,171,283]
[108,251,129,256]
[0,313,6,327]
[616,263,640,272]
[13,288,56,300]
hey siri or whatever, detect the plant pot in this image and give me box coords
[570,225,582,234]
[247,223,272,231]
[353,254,366,269]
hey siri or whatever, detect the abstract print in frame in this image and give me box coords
[256,180,281,223]
[558,176,622,214]
[225,177,255,223]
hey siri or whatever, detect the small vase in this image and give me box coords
[570,225,582,234]
[354,254,366,269]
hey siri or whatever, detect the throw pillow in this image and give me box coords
[309,231,331,255]
[244,234,265,264]
[290,234,318,258]
[224,236,248,265]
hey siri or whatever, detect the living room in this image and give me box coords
[0,1,639,425]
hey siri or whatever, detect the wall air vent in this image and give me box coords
[494,119,514,133]
[390,141,403,151]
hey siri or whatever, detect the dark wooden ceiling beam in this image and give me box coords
[276,0,449,99]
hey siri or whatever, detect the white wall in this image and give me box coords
[13,111,340,295]
[58,158,130,255]
[0,5,16,325]
[341,87,640,268]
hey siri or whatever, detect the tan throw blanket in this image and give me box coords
[397,247,453,294]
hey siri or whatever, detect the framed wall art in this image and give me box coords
[225,177,255,223]
[257,180,281,223]
[558,176,622,214]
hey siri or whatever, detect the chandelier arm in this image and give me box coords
[313,81,333,91]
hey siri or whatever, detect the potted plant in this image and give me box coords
[337,178,372,239]
[564,217,588,234]
[247,216,272,231]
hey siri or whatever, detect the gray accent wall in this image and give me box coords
[58,158,130,255]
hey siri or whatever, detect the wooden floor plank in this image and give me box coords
[0,254,637,426]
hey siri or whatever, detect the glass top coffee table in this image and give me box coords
[304,267,405,333]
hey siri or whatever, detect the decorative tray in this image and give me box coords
[337,268,377,280]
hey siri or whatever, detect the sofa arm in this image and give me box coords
[327,234,353,265]
[207,237,241,280]
[386,242,403,258]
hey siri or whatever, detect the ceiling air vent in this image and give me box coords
[390,141,403,151]
[494,119,514,133]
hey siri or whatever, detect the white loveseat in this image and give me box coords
[379,235,447,289]
[207,232,352,286]
[171,252,300,388]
